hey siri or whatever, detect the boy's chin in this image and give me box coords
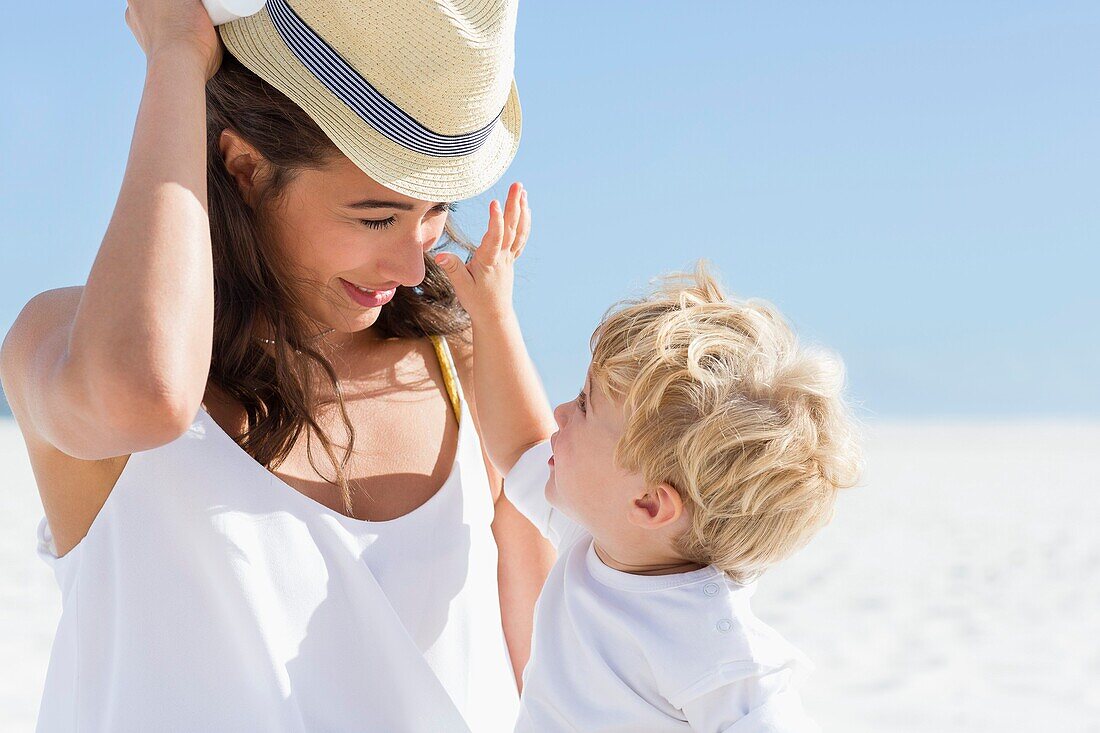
[543,475,557,504]
[544,477,582,524]
[544,475,570,514]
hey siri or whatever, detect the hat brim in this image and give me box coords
[218,9,521,201]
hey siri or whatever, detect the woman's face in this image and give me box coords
[264,155,453,333]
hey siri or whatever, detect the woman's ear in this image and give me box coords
[628,482,685,531]
[219,129,263,203]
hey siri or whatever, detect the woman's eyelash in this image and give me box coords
[577,391,587,414]
[360,217,396,230]
[360,203,452,230]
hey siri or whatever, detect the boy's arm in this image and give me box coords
[445,334,556,688]
[435,183,556,475]
[468,306,553,473]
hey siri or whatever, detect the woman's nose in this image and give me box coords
[383,236,431,287]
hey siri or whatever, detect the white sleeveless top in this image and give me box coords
[34,339,519,732]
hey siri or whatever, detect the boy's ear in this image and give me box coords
[628,482,685,530]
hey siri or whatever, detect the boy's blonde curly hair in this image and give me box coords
[589,262,862,583]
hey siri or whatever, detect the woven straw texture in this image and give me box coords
[219,0,521,200]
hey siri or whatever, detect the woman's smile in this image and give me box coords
[339,277,397,308]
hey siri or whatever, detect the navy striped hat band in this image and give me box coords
[267,0,504,158]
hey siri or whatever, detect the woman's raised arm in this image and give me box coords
[1,2,221,460]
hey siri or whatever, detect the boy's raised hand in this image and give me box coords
[434,182,530,322]
[432,181,552,475]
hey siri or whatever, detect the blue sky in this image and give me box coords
[1,1,1097,418]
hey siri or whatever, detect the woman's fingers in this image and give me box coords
[514,189,531,257]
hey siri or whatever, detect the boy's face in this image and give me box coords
[547,367,651,538]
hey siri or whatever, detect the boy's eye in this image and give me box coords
[360,217,397,230]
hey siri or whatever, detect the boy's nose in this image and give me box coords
[552,401,569,428]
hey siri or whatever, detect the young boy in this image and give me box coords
[436,185,861,732]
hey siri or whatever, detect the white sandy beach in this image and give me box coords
[1,418,1098,732]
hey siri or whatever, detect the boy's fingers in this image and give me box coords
[503,183,522,249]
[434,253,475,293]
[479,199,505,260]
[514,190,531,256]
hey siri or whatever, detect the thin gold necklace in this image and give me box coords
[254,327,336,346]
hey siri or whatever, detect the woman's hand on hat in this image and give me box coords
[125,0,223,81]
[434,182,530,324]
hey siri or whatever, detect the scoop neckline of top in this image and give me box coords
[194,403,465,529]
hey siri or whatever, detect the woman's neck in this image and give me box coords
[252,324,385,355]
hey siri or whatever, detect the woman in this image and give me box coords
[0,0,554,730]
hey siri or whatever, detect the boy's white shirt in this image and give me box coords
[505,440,821,733]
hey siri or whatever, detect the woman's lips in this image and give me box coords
[340,278,397,308]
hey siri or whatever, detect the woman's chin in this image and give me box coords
[325,306,384,333]
[350,309,384,329]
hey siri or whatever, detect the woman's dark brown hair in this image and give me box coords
[204,51,470,515]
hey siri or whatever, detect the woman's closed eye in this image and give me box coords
[576,391,587,415]
[360,216,397,230]
[359,202,454,231]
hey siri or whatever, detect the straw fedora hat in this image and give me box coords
[218,0,521,201]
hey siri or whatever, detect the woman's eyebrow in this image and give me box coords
[343,199,449,210]
[344,198,415,210]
